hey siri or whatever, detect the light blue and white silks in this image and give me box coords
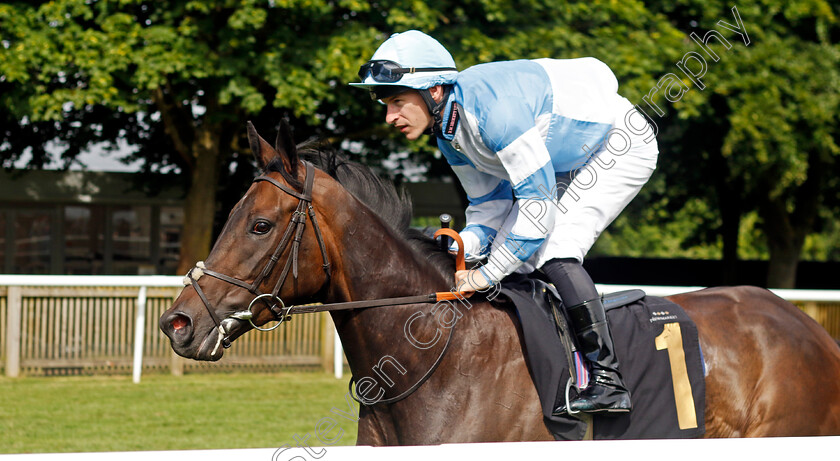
[438,58,659,283]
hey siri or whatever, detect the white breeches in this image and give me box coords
[492,98,660,272]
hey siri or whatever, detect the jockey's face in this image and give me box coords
[382,89,433,141]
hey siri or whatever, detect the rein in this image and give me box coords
[183,161,468,404]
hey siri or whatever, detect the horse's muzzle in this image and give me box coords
[160,311,196,354]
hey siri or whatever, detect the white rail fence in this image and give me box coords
[0,275,340,381]
[2,275,839,381]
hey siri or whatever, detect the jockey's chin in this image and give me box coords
[396,123,427,140]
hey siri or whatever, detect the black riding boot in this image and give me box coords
[555,298,632,415]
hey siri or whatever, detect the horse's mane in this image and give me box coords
[265,142,455,279]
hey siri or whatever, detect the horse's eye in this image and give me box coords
[252,220,272,235]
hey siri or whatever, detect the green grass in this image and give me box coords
[0,371,358,454]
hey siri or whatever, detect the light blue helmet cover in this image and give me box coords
[350,30,458,91]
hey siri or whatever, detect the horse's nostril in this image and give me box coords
[171,314,190,332]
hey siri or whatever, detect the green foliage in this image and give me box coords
[1,0,838,270]
[608,0,840,273]
[1,0,382,168]
[716,35,840,195]
[592,196,724,259]
[737,211,769,259]
[0,0,690,174]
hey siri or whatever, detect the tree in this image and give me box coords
[14,0,834,288]
[638,1,840,287]
[0,0,688,274]
[1,0,387,273]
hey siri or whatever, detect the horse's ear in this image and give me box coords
[247,121,277,170]
[275,119,299,178]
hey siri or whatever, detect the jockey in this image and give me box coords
[351,30,659,415]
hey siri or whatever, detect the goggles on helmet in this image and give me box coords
[358,60,457,83]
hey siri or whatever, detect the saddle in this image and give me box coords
[494,273,706,440]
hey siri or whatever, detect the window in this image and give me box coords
[0,203,184,275]
[159,206,183,274]
[1,170,186,275]
[13,210,52,274]
[111,205,152,275]
[64,206,105,275]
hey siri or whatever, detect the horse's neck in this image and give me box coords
[325,199,453,381]
[328,211,448,304]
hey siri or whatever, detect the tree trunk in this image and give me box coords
[703,96,740,285]
[760,195,804,289]
[176,127,222,275]
[759,192,809,289]
[716,178,742,286]
[758,150,822,289]
[766,241,801,289]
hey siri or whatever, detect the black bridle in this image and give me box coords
[182,161,468,404]
[184,161,331,354]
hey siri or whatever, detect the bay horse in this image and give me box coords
[160,122,840,444]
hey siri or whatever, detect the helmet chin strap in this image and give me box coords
[420,85,452,138]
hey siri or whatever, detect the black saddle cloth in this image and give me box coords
[495,274,706,440]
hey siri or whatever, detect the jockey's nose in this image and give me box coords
[385,103,400,126]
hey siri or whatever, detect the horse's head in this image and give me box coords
[159,121,334,361]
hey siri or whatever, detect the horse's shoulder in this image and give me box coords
[451,298,531,355]
[466,298,522,333]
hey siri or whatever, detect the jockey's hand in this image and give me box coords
[455,269,492,294]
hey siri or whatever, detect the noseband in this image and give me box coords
[184,161,331,355]
[180,161,474,405]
